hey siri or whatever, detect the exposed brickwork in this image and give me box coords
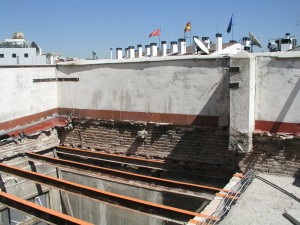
[58,118,239,171]
[0,129,60,160]
[239,133,300,176]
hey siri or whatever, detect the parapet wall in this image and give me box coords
[56,56,230,127]
[0,65,58,131]
[255,54,300,134]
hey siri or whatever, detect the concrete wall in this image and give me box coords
[57,56,230,126]
[255,52,300,135]
[0,66,57,131]
[61,170,205,225]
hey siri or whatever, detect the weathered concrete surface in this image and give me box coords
[255,53,300,123]
[57,56,230,117]
[221,173,300,225]
[0,66,57,125]
[61,170,201,224]
[0,159,61,212]
[229,51,256,153]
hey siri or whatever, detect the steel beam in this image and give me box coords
[0,163,219,222]
[55,146,231,182]
[27,152,227,194]
[0,191,92,225]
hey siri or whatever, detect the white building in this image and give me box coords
[0,32,47,65]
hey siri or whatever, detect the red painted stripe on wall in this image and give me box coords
[58,108,220,127]
[0,108,59,131]
[255,120,300,136]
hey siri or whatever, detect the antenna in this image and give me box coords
[17,18,20,31]
[193,37,209,54]
[249,31,262,52]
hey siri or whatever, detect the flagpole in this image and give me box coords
[232,23,234,41]
[190,20,192,46]
[159,26,161,49]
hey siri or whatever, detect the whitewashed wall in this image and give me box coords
[0,66,57,125]
[255,52,300,123]
[57,56,230,117]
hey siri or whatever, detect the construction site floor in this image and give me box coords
[221,173,300,225]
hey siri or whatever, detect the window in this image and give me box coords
[24,53,28,58]
[12,53,16,58]
[0,54,4,58]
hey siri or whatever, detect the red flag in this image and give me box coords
[184,22,191,32]
[149,28,160,38]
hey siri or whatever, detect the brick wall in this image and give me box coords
[58,118,239,171]
[239,133,300,176]
[0,129,60,160]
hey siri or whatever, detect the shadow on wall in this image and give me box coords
[271,78,300,133]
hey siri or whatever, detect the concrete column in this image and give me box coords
[229,51,256,152]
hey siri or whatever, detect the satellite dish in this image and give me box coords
[249,31,262,48]
[193,37,209,54]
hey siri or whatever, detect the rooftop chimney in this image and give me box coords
[125,48,129,58]
[110,48,113,59]
[129,46,135,58]
[242,37,251,47]
[216,33,222,54]
[150,43,157,57]
[178,38,186,55]
[161,41,167,56]
[171,41,178,54]
[202,37,211,50]
[145,45,150,57]
[137,44,142,58]
[116,48,122,59]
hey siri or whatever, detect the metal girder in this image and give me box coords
[27,152,226,194]
[55,146,232,182]
[0,163,219,222]
[0,191,92,225]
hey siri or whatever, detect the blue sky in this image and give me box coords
[0,0,299,59]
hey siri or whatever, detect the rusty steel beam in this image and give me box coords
[55,146,231,182]
[0,191,92,225]
[27,152,227,194]
[0,163,219,222]
[57,146,233,174]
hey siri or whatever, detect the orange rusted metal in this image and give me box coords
[215,192,239,200]
[58,145,165,164]
[27,151,229,193]
[233,173,244,178]
[0,163,219,222]
[0,191,92,225]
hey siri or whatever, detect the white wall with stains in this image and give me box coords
[56,56,230,117]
